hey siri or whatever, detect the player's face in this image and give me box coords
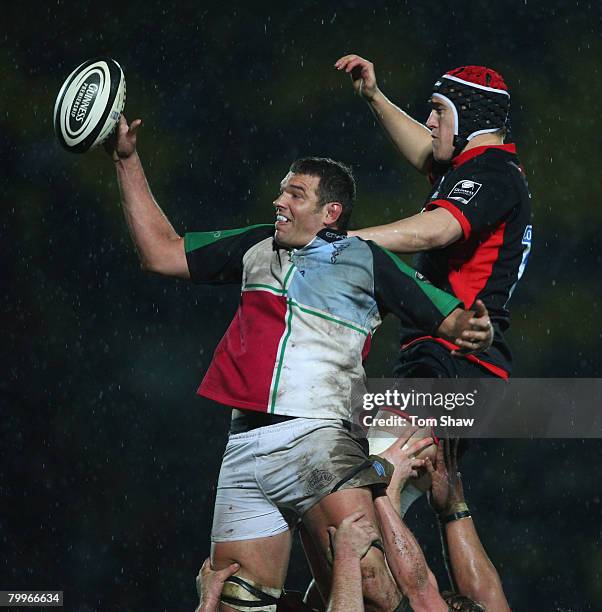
[273,173,331,248]
[426,96,456,162]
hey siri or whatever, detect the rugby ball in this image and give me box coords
[53,57,126,153]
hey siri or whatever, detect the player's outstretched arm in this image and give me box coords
[107,115,190,279]
[437,300,493,355]
[335,54,432,174]
[350,207,463,253]
[373,495,448,611]
[427,439,511,611]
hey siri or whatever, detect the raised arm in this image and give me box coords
[427,439,511,611]
[107,116,189,278]
[335,54,433,174]
[373,494,447,611]
[350,207,462,253]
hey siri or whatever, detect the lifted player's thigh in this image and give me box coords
[302,488,400,611]
[211,531,292,586]
[303,487,379,541]
[211,531,292,611]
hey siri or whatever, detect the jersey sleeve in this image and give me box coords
[426,168,516,240]
[184,224,274,284]
[369,242,461,335]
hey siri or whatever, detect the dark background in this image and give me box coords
[2,2,601,610]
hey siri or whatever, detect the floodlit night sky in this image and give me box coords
[2,2,602,609]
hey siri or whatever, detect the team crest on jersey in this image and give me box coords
[448,180,482,205]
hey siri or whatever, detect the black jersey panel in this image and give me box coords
[184,224,274,285]
[367,242,460,340]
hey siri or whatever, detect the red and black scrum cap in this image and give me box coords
[432,66,510,154]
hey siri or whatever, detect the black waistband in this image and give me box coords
[229,411,297,434]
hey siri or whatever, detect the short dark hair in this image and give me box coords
[289,157,356,231]
[441,591,486,611]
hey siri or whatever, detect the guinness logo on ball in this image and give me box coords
[69,73,100,131]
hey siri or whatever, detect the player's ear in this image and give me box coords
[324,201,343,225]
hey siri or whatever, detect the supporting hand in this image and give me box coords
[425,438,465,516]
[105,114,142,161]
[195,558,240,612]
[378,427,434,498]
[453,300,494,355]
[327,512,381,561]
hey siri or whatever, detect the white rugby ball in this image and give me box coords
[54,57,126,153]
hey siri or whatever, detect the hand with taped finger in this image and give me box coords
[334,53,380,101]
[327,511,381,561]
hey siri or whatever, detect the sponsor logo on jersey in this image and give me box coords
[372,460,386,477]
[324,230,347,242]
[447,179,482,205]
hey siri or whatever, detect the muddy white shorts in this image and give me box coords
[211,417,389,542]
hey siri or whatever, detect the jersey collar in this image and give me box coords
[274,228,348,255]
[316,228,348,243]
[452,143,517,169]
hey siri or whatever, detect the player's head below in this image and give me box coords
[273,157,356,248]
[427,65,510,162]
[441,591,486,611]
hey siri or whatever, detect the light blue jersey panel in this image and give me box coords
[287,237,379,330]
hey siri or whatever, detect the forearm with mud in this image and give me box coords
[326,554,364,612]
[374,496,447,610]
[445,519,510,611]
[114,152,184,273]
[368,90,433,173]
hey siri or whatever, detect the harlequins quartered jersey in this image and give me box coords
[185,226,460,419]
[413,143,533,378]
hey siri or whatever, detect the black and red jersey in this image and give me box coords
[410,143,533,377]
